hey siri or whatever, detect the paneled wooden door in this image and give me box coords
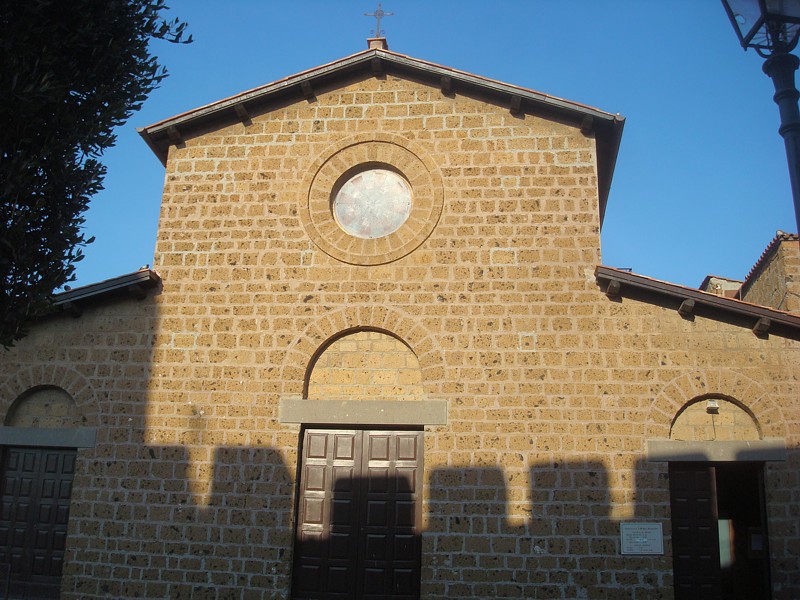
[670,464,722,599]
[669,463,770,600]
[0,446,76,599]
[292,429,423,600]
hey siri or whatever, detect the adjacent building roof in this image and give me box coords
[138,43,625,224]
[698,275,742,298]
[596,265,800,341]
[739,231,799,299]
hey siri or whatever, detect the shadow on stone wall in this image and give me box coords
[65,444,294,599]
[291,473,421,599]
[764,447,800,600]
[424,461,657,599]
[61,438,799,599]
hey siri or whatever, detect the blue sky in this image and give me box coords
[74,0,798,289]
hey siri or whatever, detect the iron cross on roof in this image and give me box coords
[365,3,393,37]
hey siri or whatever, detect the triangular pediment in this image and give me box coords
[139,45,625,217]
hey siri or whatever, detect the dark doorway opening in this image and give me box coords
[0,446,76,599]
[669,462,770,600]
[291,429,423,600]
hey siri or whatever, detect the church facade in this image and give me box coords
[1,41,799,600]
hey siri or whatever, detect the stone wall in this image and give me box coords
[0,72,798,599]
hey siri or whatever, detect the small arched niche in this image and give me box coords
[670,395,761,442]
[5,386,84,428]
[307,329,424,401]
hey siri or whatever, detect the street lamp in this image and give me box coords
[722,0,800,232]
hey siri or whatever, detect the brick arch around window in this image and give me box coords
[646,370,786,440]
[299,132,445,266]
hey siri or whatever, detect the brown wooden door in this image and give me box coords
[669,464,722,600]
[0,447,76,599]
[292,429,422,600]
[669,463,770,600]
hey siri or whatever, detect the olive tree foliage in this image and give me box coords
[0,0,190,347]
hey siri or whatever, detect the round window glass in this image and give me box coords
[332,169,412,239]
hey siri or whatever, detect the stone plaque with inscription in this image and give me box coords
[620,522,664,555]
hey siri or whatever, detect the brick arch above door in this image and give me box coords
[670,395,761,442]
[646,369,786,440]
[306,329,425,402]
[645,369,788,463]
[279,308,447,426]
[5,386,83,428]
[279,305,445,397]
[0,365,100,429]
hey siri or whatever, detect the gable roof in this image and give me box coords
[138,45,625,223]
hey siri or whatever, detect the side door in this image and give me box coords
[669,463,722,600]
[669,463,771,600]
[0,446,76,599]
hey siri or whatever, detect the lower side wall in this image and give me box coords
[52,429,800,600]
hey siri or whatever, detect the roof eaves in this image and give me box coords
[376,48,621,122]
[137,48,378,165]
[140,48,376,136]
[595,265,800,341]
[138,47,625,185]
[144,47,621,134]
[51,268,161,317]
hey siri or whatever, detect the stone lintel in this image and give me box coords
[0,426,97,448]
[646,439,787,462]
[279,398,447,425]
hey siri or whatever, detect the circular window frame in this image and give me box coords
[300,134,443,265]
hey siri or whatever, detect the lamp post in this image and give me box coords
[721,0,800,233]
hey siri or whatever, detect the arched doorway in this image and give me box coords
[290,330,428,600]
[667,396,771,600]
[0,386,87,599]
